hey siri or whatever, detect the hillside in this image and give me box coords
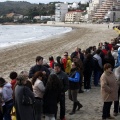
[0,1,55,16]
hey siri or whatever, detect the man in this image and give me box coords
[29,56,50,85]
[93,49,103,86]
[62,52,71,75]
[54,63,69,120]
[71,47,84,62]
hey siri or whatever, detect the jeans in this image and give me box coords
[114,87,120,113]
[102,102,112,119]
[94,70,101,86]
[3,100,14,120]
[45,114,55,120]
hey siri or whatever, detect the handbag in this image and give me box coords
[22,86,33,106]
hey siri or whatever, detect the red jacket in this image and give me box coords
[11,79,17,90]
[49,60,54,68]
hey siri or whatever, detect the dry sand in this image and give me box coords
[0,23,120,120]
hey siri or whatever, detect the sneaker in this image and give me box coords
[86,89,90,92]
[84,89,87,92]
[113,112,118,116]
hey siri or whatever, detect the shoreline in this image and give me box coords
[0,24,118,79]
[1,23,120,120]
[0,25,72,51]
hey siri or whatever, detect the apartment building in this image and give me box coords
[65,10,82,22]
[85,0,120,22]
[55,3,68,22]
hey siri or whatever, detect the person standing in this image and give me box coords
[0,88,4,120]
[32,71,45,120]
[15,74,35,120]
[0,77,13,120]
[100,63,118,120]
[43,74,62,120]
[68,62,83,115]
[114,66,120,116]
[29,56,50,85]
[83,53,94,92]
[62,52,71,75]
[9,71,18,90]
[54,63,69,120]
[71,55,84,93]
[49,56,55,69]
[93,49,103,86]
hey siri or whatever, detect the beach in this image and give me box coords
[0,23,120,120]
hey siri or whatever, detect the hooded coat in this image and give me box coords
[2,83,13,102]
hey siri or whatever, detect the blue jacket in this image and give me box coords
[68,72,80,82]
[68,70,80,90]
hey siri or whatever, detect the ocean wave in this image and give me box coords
[0,25,72,49]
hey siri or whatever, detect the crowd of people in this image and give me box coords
[0,31,120,120]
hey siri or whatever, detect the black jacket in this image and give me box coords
[56,71,69,93]
[29,65,50,85]
[83,57,94,75]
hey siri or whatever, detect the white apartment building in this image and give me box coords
[85,0,120,22]
[65,10,82,22]
[55,3,68,22]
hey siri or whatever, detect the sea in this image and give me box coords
[0,25,72,49]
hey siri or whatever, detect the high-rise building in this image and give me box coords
[55,3,68,22]
[86,0,120,22]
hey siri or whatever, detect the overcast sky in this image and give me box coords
[0,0,89,4]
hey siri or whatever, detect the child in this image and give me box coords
[9,71,18,90]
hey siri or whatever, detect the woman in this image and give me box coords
[43,74,61,120]
[68,62,83,115]
[83,53,94,92]
[20,71,33,91]
[0,77,13,120]
[32,71,45,120]
[15,74,35,120]
[100,63,118,120]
